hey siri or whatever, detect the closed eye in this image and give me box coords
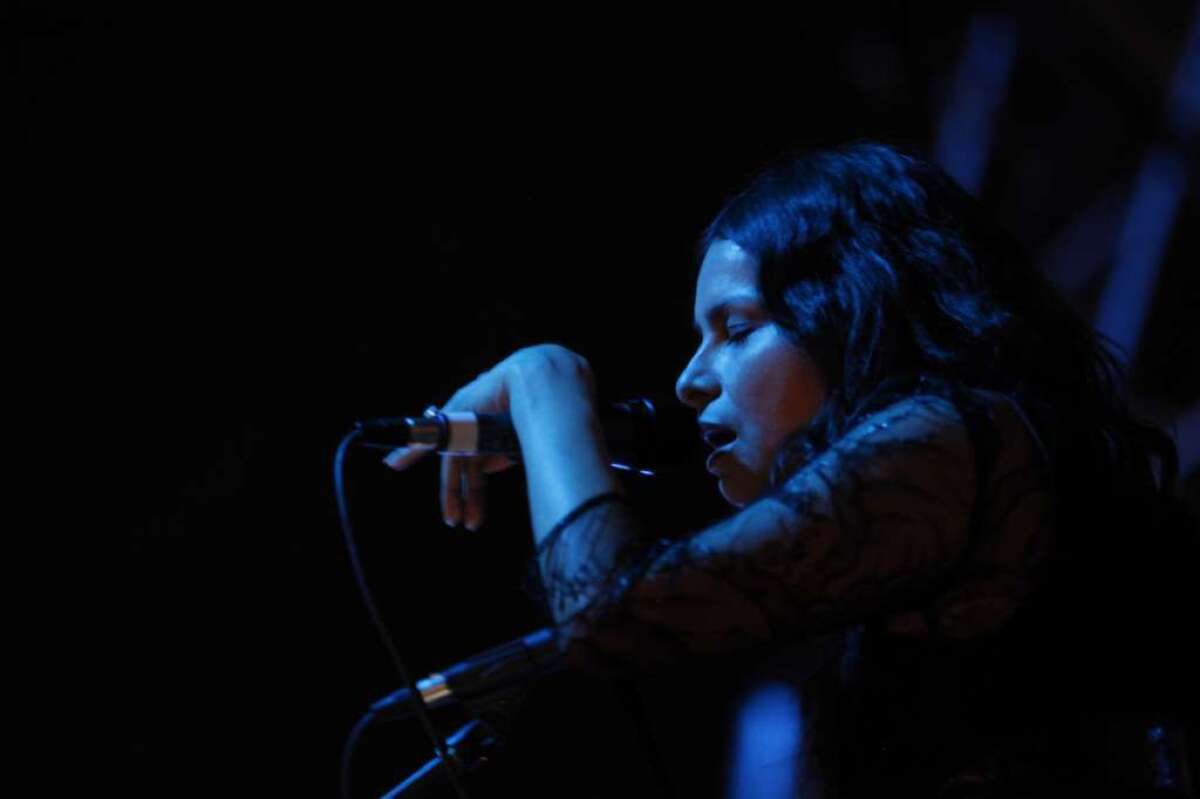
[727,325,754,344]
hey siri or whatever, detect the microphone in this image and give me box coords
[355,396,703,476]
[369,628,563,722]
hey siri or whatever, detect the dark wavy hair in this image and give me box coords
[698,141,1179,501]
[699,141,1200,717]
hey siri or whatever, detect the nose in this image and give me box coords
[675,348,718,410]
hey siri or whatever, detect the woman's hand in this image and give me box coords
[383,344,599,531]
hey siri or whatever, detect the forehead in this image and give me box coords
[693,240,761,322]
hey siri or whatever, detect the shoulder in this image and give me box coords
[767,391,977,532]
[839,392,970,448]
[860,384,1057,534]
[846,379,1053,482]
[814,391,976,484]
[918,387,1058,638]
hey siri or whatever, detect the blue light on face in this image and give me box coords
[726,681,804,799]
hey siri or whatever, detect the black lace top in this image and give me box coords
[532,374,1195,798]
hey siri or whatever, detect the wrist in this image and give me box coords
[506,348,599,436]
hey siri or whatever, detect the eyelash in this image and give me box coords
[726,325,754,344]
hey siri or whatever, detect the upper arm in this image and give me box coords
[628,394,976,643]
[543,394,979,674]
[928,393,1055,638]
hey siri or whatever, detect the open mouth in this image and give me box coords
[702,427,737,450]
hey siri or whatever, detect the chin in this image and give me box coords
[718,476,751,509]
[718,466,768,508]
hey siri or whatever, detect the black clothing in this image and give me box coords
[534,374,1196,797]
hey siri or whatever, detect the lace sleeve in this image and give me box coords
[536,393,979,675]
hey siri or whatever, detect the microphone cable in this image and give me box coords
[334,428,471,799]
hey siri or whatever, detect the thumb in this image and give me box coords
[382,446,434,471]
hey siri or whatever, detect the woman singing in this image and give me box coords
[387,142,1196,798]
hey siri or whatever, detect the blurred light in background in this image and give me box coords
[727,681,804,799]
[933,13,1020,195]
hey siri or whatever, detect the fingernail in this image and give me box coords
[383,448,411,470]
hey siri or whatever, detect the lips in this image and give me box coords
[706,442,736,475]
[699,422,737,450]
[699,421,738,475]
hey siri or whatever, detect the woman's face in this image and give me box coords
[675,239,827,507]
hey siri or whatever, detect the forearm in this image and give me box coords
[506,351,628,548]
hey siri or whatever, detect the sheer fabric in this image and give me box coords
[537,376,1053,674]
[532,375,1193,797]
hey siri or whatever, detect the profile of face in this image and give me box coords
[675,240,828,507]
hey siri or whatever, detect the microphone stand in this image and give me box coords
[377,687,524,798]
[379,718,501,798]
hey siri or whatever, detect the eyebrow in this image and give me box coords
[692,294,761,334]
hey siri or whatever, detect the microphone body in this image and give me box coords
[369,628,563,722]
[356,396,702,475]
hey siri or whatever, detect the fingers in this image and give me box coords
[439,455,486,530]
[389,448,510,532]
[440,453,462,527]
[389,376,510,528]
[481,454,517,475]
[462,458,486,531]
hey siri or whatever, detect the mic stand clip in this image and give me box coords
[377,688,524,798]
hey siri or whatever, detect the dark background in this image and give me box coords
[14,1,1198,796]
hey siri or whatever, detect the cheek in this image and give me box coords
[738,367,811,443]
[735,345,824,466]
[771,350,826,427]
